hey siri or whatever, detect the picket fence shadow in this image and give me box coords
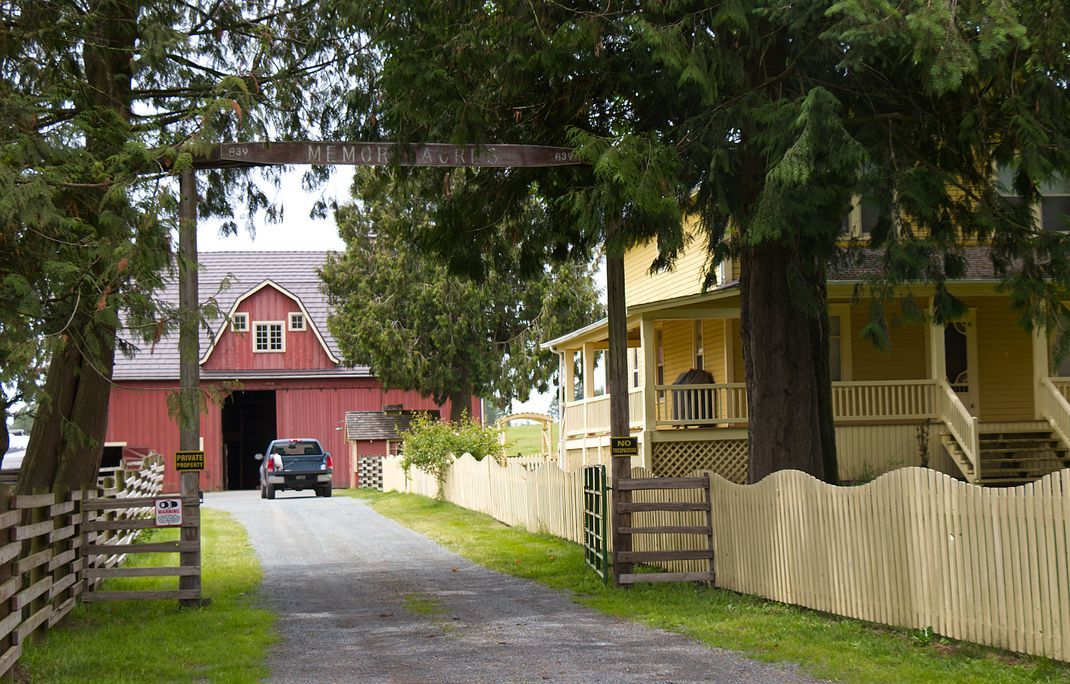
[381,454,1070,662]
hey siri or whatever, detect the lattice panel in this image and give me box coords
[652,439,748,483]
[358,456,384,491]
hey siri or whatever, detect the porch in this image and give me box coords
[551,292,1070,485]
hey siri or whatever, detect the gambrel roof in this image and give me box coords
[113,251,369,380]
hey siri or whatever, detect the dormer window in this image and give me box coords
[254,322,284,353]
[841,196,882,238]
[288,312,306,331]
[231,313,249,332]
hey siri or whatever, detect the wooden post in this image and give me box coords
[606,230,632,586]
[178,168,203,608]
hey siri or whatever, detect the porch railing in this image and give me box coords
[1040,378,1070,449]
[831,380,936,422]
[935,380,981,477]
[1050,378,1070,404]
[653,383,748,426]
[562,389,645,436]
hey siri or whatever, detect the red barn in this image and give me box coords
[105,251,477,492]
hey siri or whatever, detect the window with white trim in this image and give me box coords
[841,196,883,238]
[231,312,248,332]
[629,347,640,388]
[254,322,284,352]
[288,311,306,331]
[996,166,1070,232]
[828,304,853,382]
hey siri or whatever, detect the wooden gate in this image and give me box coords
[615,475,715,585]
[582,465,609,583]
[81,461,203,603]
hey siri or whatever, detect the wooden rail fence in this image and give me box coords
[0,455,170,677]
[382,454,1070,663]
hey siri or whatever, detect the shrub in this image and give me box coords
[399,412,500,498]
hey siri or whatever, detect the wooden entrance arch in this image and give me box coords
[496,412,555,459]
[176,139,632,584]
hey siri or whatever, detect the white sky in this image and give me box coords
[197,167,589,417]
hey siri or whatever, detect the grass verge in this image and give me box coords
[19,508,275,683]
[346,488,1070,684]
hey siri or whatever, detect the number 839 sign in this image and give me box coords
[155,498,182,527]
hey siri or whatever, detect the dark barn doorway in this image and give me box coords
[222,390,277,490]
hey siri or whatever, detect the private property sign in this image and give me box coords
[155,498,182,527]
[175,450,205,472]
[197,142,582,169]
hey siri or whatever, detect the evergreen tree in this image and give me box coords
[358,1,1070,482]
[321,169,603,422]
[1,1,376,491]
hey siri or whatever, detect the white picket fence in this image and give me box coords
[381,455,1070,662]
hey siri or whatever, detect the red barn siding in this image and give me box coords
[202,285,335,372]
[106,378,480,491]
[105,382,224,492]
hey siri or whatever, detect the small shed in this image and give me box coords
[345,409,432,485]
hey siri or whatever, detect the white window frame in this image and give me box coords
[828,304,853,382]
[253,321,285,353]
[693,320,704,371]
[995,165,1070,233]
[288,311,306,331]
[231,312,249,333]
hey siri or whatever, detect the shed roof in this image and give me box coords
[345,411,422,441]
[113,251,369,380]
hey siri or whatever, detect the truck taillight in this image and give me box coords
[267,457,275,472]
[326,454,334,470]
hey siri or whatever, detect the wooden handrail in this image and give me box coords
[935,380,981,478]
[1040,378,1070,450]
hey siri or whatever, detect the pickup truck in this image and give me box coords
[256,438,334,499]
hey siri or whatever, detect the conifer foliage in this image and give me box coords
[321,169,603,422]
[1,2,376,491]
[361,2,1070,482]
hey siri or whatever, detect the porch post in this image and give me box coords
[929,307,946,384]
[1033,329,1049,420]
[640,316,657,469]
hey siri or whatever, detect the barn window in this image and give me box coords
[288,312,306,331]
[231,312,248,332]
[254,322,285,352]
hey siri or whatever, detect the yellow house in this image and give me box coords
[547,210,1070,486]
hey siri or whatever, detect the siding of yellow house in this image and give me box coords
[703,319,728,384]
[660,320,694,385]
[847,302,929,381]
[967,296,1035,421]
[624,232,708,308]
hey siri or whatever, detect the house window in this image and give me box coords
[288,311,306,331]
[572,351,584,401]
[231,312,248,332]
[254,322,284,353]
[1040,175,1070,232]
[655,328,665,406]
[828,305,853,381]
[841,196,882,238]
[997,166,1069,232]
[693,321,704,370]
[592,349,607,397]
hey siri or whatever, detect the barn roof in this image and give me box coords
[345,411,420,441]
[113,251,370,380]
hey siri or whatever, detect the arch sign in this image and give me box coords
[196,141,583,169]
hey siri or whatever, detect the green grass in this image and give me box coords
[20,508,275,683]
[502,422,559,457]
[345,488,1070,684]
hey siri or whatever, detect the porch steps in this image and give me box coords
[976,428,1069,486]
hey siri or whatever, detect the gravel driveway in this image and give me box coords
[208,490,818,683]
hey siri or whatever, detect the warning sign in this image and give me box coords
[610,436,638,457]
[155,498,182,527]
[175,450,205,472]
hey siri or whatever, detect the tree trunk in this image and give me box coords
[740,242,831,483]
[18,326,116,493]
[17,0,134,494]
[0,411,8,469]
[448,392,469,423]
